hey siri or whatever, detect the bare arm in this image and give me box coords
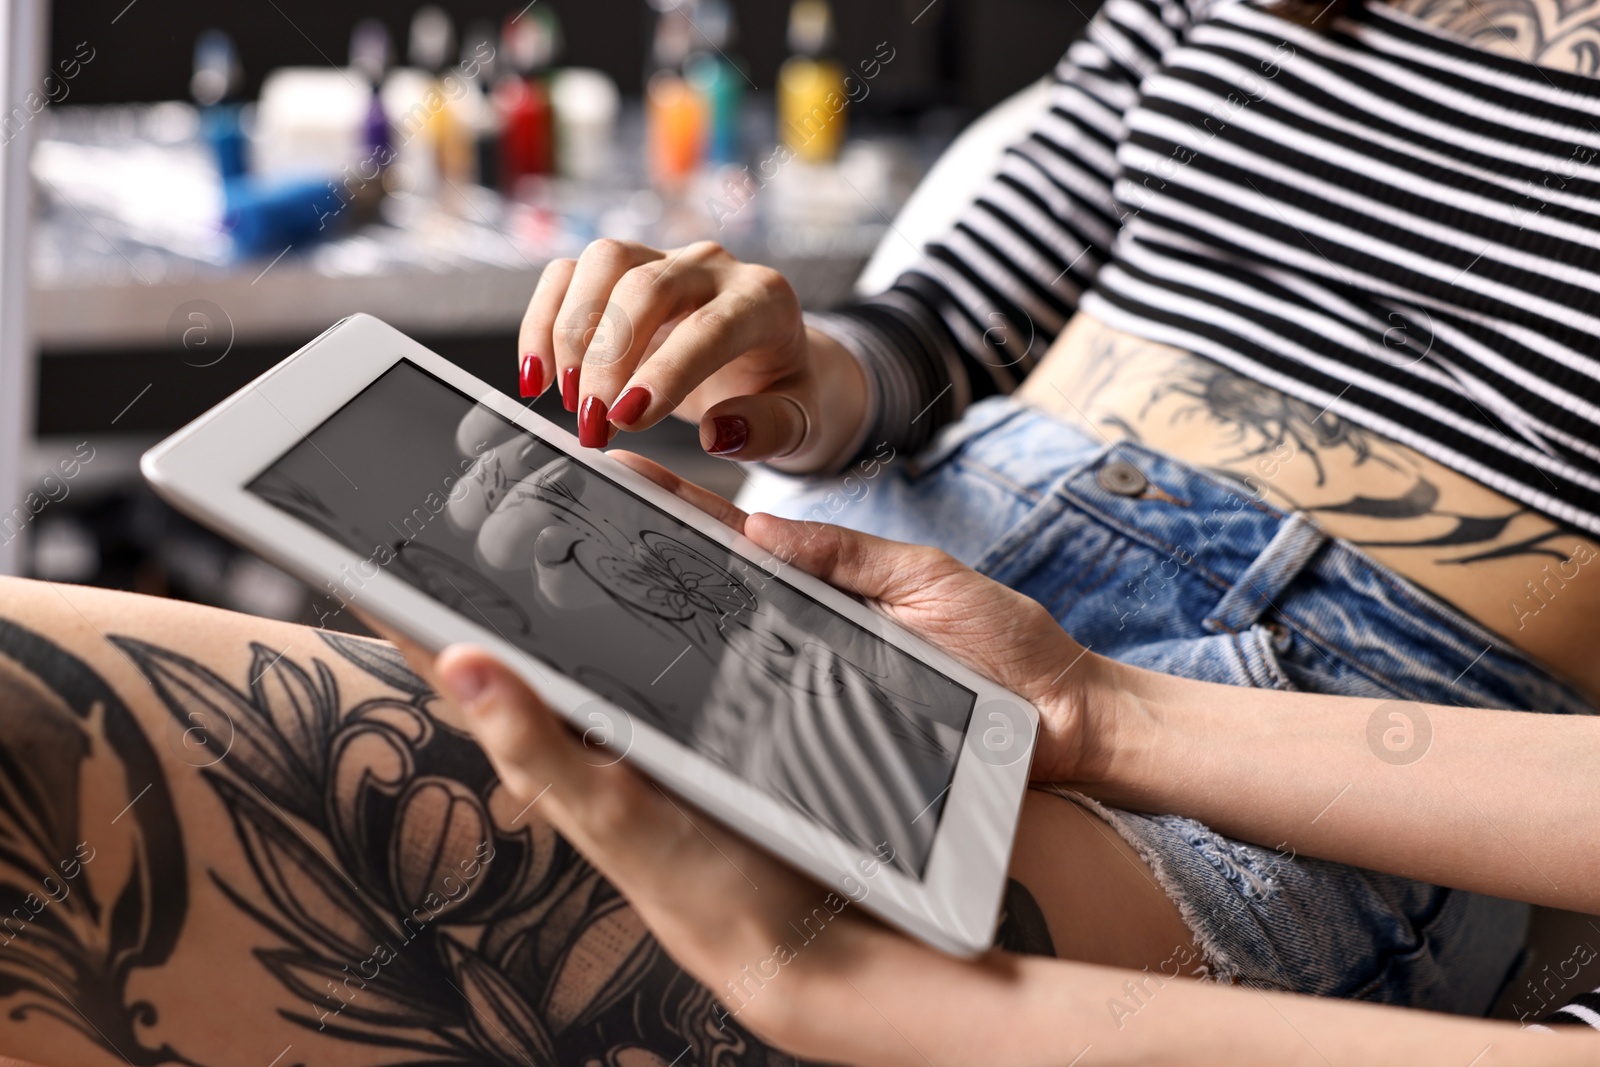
[1078,661,1600,913]
[440,627,1600,1067]
[817,926,1599,1067]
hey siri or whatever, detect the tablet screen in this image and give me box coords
[248,360,974,877]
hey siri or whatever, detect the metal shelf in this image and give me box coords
[33,246,876,351]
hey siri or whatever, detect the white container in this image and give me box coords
[551,68,620,183]
[251,67,370,178]
[381,67,443,198]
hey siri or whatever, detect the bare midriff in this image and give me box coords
[1014,312,1600,706]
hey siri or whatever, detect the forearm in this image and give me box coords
[1082,660,1600,912]
[786,923,1597,1067]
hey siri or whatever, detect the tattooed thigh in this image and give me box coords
[0,577,803,1067]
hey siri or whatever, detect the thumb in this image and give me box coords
[743,513,1093,715]
[435,645,583,802]
[698,391,811,463]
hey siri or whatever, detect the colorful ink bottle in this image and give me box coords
[495,10,556,193]
[644,6,705,187]
[684,0,744,165]
[778,0,847,164]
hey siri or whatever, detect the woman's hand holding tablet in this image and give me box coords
[608,450,1099,784]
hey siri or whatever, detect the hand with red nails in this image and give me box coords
[516,239,868,468]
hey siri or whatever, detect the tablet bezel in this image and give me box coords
[141,313,1038,956]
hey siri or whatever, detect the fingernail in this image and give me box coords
[579,395,609,447]
[561,367,580,412]
[707,416,748,456]
[518,353,545,398]
[440,662,491,704]
[609,385,650,427]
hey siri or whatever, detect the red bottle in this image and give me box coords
[496,13,555,193]
[496,75,551,189]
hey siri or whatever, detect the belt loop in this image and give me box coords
[1201,511,1328,634]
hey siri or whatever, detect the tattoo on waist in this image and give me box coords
[1060,331,1587,568]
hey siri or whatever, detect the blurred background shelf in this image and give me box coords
[34,245,882,351]
[9,0,1087,625]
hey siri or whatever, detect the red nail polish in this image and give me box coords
[579,395,609,447]
[609,386,650,427]
[519,353,545,398]
[707,416,748,456]
[562,367,580,412]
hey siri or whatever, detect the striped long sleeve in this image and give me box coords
[1538,988,1600,1031]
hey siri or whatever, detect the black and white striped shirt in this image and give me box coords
[815,0,1600,534]
[1540,988,1600,1030]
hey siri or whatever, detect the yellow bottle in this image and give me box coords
[778,0,846,163]
[432,84,475,186]
[779,57,846,162]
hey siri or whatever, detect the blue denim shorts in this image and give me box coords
[761,395,1595,1013]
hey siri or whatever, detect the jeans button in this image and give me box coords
[1097,459,1148,497]
[1264,619,1293,652]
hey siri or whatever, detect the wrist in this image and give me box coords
[1060,656,1188,802]
[786,923,1131,1067]
[756,916,908,1062]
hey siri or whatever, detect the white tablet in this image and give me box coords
[141,313,1038,956]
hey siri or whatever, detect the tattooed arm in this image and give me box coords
[0,574,1184,1067]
